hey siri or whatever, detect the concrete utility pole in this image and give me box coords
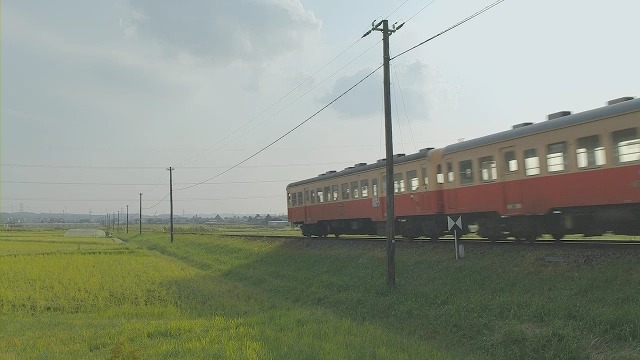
[168,167,174,243]
[139,193,143,235]
[126,205,129,233]
[363,19,403,287]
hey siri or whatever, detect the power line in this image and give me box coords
[0,164,164,169]
[175,66,383,192]
[4,195,282,202]
[392,0,506,60]
[392,63,418,154]
[175,40,382,169]
[404,0,440,24]
[174,41,377,168]
[173,2,413,169]
[3,143,424,172]
[170,0,506,193]
[1,179,297,186]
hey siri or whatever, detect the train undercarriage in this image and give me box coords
[297,203,640,241]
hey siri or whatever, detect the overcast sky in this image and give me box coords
[2,0,639,217]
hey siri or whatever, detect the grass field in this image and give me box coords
[1,227,639,359]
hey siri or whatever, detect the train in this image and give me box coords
[286,96,640,241]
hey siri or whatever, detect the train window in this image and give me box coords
[292,192,297,206]
[341,183,350,200]
[577,135,606,168]
[351,181,359,198]
[317,188,324,203]
[288,192,292,207]
[361,179,369,198]
[447,162,455,183]
[421,167,429,188]
[436,164,444,184]
[310,190,316,204]
[524,148,540,176]
[297,192,303,206]
[612,128,640,164]
[324,186,331,202]
[304,190,310,204]
[547,142,567,172]
[372,178,378,196]
[407,170,419,191]
[332,185,339,201]
[504,151,518,173]
[459,160,474,185]
[394,173,405,193]
[479,156,497,182]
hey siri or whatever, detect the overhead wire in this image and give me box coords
[173,0,418,169]
[404,0,440,23]
[211,40,382,152]
[392,0,506,60]
[176,0,507,193]
[6,1,505,213]
[0,164,165,169]
[174,37,376,169]
[1,179,297,186]
[175,65,383,192]
[142,193,170,210]
[4,195,282,202]
[392,63,418,153]
[390,63,407,155]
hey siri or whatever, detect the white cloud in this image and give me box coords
[126,0,321,64]
[321,60,454,122]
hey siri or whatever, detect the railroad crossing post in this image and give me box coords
[448,216,464,260]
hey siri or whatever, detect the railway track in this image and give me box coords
[223,233,640,248]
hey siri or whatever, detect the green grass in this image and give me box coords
[1,227,639,359]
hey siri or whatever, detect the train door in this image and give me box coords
[377,171,386,220]
[419,162,430,211]
[444,159,457,210]
[303,188,310,223]
[500,146,522,215]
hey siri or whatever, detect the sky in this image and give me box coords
[2,0,639,217]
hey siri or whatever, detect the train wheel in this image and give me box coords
[552,232,564,241]
[429,232,439,242]
[334,233,341,238]
[301,225,312,238]
[316,224,328,238]
[477,219,501,243]
[525,233,537,243]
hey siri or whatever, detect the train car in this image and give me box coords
[287,96,639,241]
[286,148,447,239]
[441,96,640,241]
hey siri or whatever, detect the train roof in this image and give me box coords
[287,147,435,188]
[443,97,640,155]
[287,97,639,189]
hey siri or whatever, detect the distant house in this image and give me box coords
[267,220,289,227]
[205,215,224,225]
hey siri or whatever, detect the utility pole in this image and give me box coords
[126,205,129,233]
[117,210,120,232]
[168,167,174,243]
[363,19,403,287]
[139,193,142,235]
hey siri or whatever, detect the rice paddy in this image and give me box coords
[1,227,639,359]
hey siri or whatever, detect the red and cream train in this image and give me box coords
[286,97,640,241]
